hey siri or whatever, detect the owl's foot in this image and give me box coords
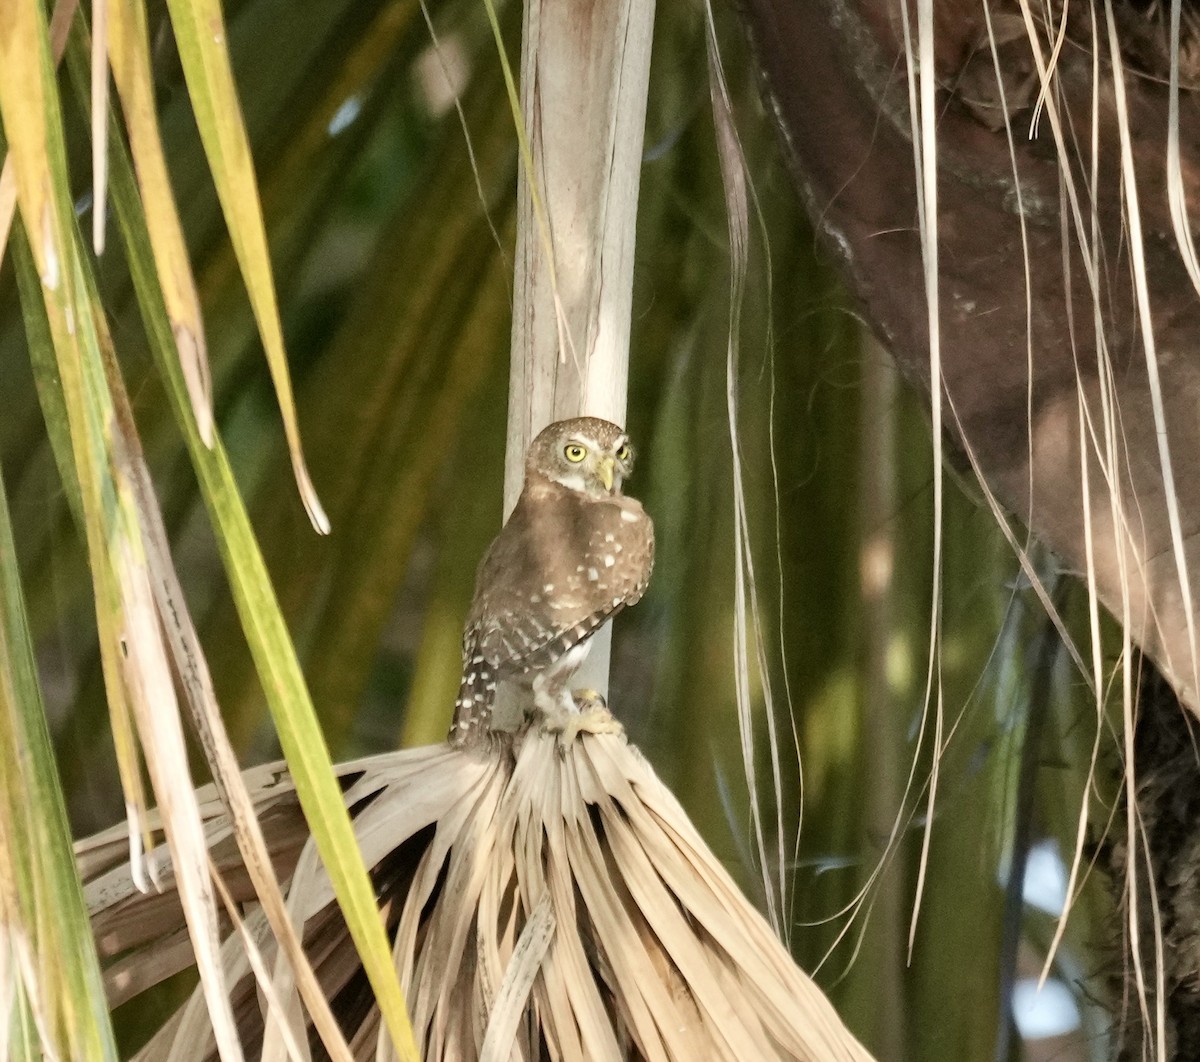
[538,698,624,747]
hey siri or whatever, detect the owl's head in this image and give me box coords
[527,417,635,498]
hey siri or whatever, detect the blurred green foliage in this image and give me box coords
[0,0,1117,1058]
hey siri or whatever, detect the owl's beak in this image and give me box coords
[598,456,615,492]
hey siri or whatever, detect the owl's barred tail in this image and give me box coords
[448,638,496,747]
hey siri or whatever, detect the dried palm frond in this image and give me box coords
[80,729,873,1061]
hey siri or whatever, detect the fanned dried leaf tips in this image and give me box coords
[80,734,875,1061]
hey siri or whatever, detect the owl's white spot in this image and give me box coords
[467,672,476,683]
[612,597,622,607]
[544,584,554,593]
[603,555,615,567]
[485,681,496,690]
[530,593,541,603]
[587,567,599,581]
[472,655,484,664]
[604,533,615,543]
[620,510,638,523]
[576,565,585,573]
[614,543,623,553]
[473,693,484,702]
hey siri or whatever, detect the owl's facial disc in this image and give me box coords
[527,419,635,497]
[551,432,632,497]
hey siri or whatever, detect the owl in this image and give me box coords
[449,418,655,746]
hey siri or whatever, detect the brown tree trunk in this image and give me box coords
[737,0,1200,713]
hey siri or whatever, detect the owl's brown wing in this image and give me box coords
[471,490,653,676]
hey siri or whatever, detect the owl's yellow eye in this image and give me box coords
[564,443,587,463]
[615,444,631,463]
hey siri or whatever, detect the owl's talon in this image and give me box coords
[539,705,624,747]
[571,687,608,713]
